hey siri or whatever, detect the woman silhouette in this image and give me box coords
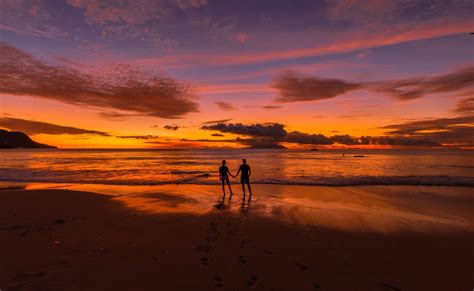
[219,160,234,198]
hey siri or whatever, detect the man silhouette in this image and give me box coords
[234,158,252,199]
[219,160,234,197]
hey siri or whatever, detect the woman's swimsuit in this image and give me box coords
[219,166,229,181]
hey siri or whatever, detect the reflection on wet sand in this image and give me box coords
[20,183,474,234]
[1,183,473,290]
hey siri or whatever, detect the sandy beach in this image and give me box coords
[0,184,472,290]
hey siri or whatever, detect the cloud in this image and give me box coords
[200,122,332,148]
[236,138,287,149]
[0,1,66,38]
[163,125,180,130]
[286,131,333,145]
[272,71,361,103]
[175,0,208,10]
[0,117,110,136]
[0,42,199,119]
[330,134,360,145]
[454,97,474,115]
[201,120,472,148]
[272,67,474,103]
[98,111,138,121]
[382,116,474,135]
[116,135,159,139]
[211,133,224,137]
[201,123,287,138]
[233,33,248,43]
[202,119,232,124]
[130,18,472,68]
[380,116,474,146]
[374,67,474,101]
[214,101,237,111]
[262,105,282,110]
[339,114,372,119]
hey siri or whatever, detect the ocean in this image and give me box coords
[0,148,473,187]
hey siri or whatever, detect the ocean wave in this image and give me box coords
[0,175,473,187]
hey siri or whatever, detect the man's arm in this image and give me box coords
[235,168,241,177]
[227,168,234,178]
[248,166,251,177]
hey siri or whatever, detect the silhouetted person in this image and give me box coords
[219,160,234,198]
[235,158,252,200]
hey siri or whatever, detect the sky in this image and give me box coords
[0,0,473,149]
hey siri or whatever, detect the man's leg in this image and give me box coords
[241,180,246,200]
[221,180,226,196]
[247,179,252,196]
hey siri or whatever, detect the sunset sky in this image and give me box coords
[0,0,473,148]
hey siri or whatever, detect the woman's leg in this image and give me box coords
[226,179,233,196]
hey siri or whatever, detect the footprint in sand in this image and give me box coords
[195,244,211,252]
[6,271,47,289]
[247,275,259,287]
[214,276,223,288]
[238,255,247,264]
[295,262,308,271]
[264,249,276,256]
[313,284,320,290]
[378,282,401,291]
[201,257,209,266]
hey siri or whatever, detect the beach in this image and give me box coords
[1,184,472,290]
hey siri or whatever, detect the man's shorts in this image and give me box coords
[241,176,250,184]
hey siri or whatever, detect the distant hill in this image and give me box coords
[0,129,57,149]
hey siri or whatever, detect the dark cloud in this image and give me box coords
[201,120,471,148]
[99,112,137,121]
[0,117,110,136]
[201,122,287,138]
[286,131,332,145]
[262,105,282,109]
[211,133,224,137]
[374,67,474,101]
[272,67,474,102]
[330,135,360,145]
[236,137,287,149]
[382,116,474,135]
[454,97,474,115]
[214,101,237,111]
[163,125,180,131]
[272,71,361,103]
[0,42,199,119]
[201,118,232,125]
[116,135,159,140]
[380,116,474,146]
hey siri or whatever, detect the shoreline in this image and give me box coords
[1,184,473,289]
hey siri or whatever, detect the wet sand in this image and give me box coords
[0,185,473,290]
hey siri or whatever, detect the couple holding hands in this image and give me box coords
[219,159,252,199]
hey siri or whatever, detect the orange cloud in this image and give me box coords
[0,43,199,119]
[128,19,473,68]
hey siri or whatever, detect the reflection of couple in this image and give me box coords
[219,159,252,200]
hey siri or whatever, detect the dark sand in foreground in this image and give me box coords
[0,185,473,290]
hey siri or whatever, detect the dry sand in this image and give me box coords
[0,185,473,290]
